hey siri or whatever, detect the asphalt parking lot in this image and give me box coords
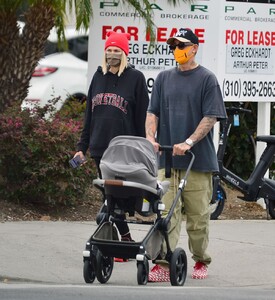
[0,220,274,289]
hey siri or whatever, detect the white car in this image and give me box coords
[22,24,89,112]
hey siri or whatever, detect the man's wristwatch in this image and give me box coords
[185,138,194,147]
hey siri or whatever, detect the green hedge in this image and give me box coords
[0,99,96,206]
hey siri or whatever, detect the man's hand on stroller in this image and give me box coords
[173,142,191,156]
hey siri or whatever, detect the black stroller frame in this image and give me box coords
[82,136,195,286]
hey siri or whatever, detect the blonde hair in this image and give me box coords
[102,51,128,77]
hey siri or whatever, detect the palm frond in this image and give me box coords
[119,0,193,42]
[121,0,156,41]
[73,0,92,30]
[166,0,194,5]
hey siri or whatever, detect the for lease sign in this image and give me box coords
[88,0,275,101]
[220,1,275,101]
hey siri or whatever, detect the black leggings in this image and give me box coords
[93,157,130,236]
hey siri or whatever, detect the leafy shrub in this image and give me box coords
[0,99,96,206]
[57,95,87,119]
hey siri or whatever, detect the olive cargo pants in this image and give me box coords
[157,168,212,265]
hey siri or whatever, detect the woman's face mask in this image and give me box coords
[173,46,194,65]
[106,51,122,67]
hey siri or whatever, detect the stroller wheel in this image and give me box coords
[137,258,149,285]
[96,250,114,284]
[169,248,187,286]
[83,258,96,284]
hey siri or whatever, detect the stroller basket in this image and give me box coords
[91,221,163,260]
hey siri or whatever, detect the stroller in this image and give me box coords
[82,136,195,286]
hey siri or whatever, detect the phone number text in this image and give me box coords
[222,80,275,99]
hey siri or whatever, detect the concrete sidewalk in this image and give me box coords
[0,220,274,288]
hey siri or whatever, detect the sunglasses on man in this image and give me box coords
[169,42,194,51]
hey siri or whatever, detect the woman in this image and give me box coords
[74,31,149,261]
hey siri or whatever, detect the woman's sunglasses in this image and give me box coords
[169,42,194,51]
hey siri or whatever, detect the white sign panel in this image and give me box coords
[226,45,273,75]
[219,1,275,101]
[88,0,275,101]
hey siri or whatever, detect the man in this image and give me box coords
[146,28,227,281]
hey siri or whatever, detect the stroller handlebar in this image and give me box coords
[159,145,192,156]
[159,145,173,151]
[158,145,195,178]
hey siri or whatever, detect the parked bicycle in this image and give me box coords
[210,106,275,220]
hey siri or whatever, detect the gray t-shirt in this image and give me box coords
[148,65,227,172]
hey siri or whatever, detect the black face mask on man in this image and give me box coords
[106,53,122,67]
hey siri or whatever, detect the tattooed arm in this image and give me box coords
[189,116,217,144]
[173,116,217,156]
[145,112,160,152]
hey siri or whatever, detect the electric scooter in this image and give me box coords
[210,106,275,220]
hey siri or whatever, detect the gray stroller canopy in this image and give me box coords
[100,136,158,188]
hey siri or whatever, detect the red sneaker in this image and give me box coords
[148,264,170,282]
[192,262,208,279]
[114,257,128,263]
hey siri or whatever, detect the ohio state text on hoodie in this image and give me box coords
[77,66,149,158]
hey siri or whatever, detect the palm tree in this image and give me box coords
[0,0,191,114]
[0,0,91,113]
